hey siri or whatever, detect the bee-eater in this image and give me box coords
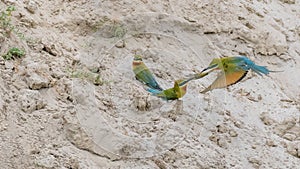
[147,78,190,100]
[132,54,163,91]
[198,56,274,93]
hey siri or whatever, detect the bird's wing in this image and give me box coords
[200,70,248,93]
[133,62,163,90]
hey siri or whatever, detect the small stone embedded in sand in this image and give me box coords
[42,43,58,56]
[209,133,228,148]
[4,61,14,70]
[216,124,228,133]
[233,120,244,129]
[25,0,38,14]
[134,96,151,111]
[17,89,46,113]
[26,72,50,90]
[248,156,262,167]
[279,0,296,4]
[217,136,228,148]
[115,40,125,48]
[286,142,300,158]
[247,94,263,102]
[260,112,276,126]
[266,140,277,147]
[274,118,297,137]
[35,154,57,168]
[229,130,238,137]
[153,158,168,169]
[251,144,258,149]
[283,133,297,141]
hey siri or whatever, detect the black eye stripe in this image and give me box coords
[222,62,228,68]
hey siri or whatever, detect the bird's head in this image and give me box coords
[176,78,190,87]
[174,79,188,97]
[133,55,143,61]
[201,58,221,73]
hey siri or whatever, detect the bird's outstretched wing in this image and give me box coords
[200,70,248,93]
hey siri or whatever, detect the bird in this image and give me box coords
[132,54,163,91]
[197,56,275,93]
[147,78,190,100]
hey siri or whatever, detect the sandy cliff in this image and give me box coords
[0,0,299,168]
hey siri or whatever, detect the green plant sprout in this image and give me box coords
[2,47,25,60]
[0,6,16,36]
[0,6,25,40]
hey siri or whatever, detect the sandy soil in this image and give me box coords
[0,0,300,168]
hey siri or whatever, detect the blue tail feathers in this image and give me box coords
[147,88,162,95]
[250,64,270,75]
[238,56,270,76]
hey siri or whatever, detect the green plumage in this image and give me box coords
[196,56,273,93]
[148,79,189,100]
[132,55,163,91]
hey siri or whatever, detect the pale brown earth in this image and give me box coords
[0,0,300,168]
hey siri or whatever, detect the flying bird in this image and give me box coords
[198,56,275,93]
[132,54,163,91]
[147,78,190,100]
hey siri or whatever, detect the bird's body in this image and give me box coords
[132,55,163,91]
[198,56,273,93]
[147,79,189,100]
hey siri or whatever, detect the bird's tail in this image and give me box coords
[242,57,276,76]
[146,88,162,95]
[250,64,284,76]
[250,64,270,76]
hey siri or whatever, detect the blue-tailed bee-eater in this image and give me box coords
[197,56,275,93]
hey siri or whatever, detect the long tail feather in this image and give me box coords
[240,56,270,76]
[250,64,270,76]
[146,88,162,95]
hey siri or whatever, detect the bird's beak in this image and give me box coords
[177,79,189,86]
[200,64,218,74]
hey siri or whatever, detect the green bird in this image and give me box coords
[198,56,275,93]
[132,54,163,91]
[147,78,190,100]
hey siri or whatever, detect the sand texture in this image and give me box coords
[0,0,300,168]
